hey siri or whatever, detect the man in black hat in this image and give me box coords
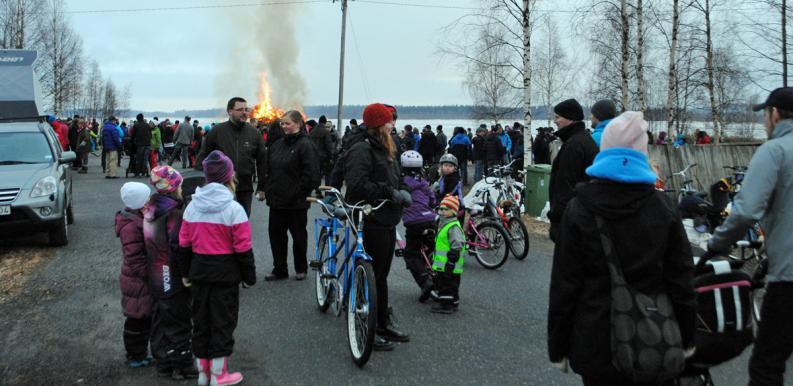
[548,98,598,241]
[707,87,793,385]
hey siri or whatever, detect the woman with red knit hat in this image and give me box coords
[342,103,413,351]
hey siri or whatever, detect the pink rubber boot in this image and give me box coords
[196,358,210,386]
[209,357,243,386]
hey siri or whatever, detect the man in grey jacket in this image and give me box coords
[170,115,193,168]
[708,87,793,386]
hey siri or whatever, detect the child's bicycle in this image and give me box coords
[307,186,388,367]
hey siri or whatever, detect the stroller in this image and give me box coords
[678,253,754,385]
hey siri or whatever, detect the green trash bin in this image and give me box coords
[524,164,552,217]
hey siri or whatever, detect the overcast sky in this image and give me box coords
[67,0,493,111]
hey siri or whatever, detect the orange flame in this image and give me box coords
[251,72,285,123]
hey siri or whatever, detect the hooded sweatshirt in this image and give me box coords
[402,174,437,226]
[178,183,256,285]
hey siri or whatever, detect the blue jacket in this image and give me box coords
[102,121,122,151]
[591,119,612,148]
[499,132,512,153]
[448,133,472,163]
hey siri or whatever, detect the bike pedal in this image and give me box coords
[309,261,322,269]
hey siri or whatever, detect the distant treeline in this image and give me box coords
[138,104,761,122]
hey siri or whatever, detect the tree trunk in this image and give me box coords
[620,0,630,111]
[522,0,533,167]
[782,0,787,87]
[666,0,680,135]
[703,0,722,144]
[636,0,647,113]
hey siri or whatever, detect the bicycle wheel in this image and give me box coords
[507,217,530,260]
[347,260,377,367]
[314,228,331,312]
[471,222,510,269]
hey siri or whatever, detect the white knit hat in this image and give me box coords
[601,111,650,155]
[120,182,151,210]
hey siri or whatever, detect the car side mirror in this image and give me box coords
[59,151,77,164]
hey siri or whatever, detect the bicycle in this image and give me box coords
[307,186,388,367]
[469,178,529,260]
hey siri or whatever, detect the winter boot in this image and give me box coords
[196,358,210,386]
[418,279,434,303]
[209,357,243,386]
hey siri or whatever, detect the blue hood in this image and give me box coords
[585,148,656,185]
[591,119,611,148]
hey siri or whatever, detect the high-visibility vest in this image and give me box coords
[432,219,466,274]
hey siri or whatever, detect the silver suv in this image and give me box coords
[0,120,75,246]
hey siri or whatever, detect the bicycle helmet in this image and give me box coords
[400,150,423,168]
[439,153,458,167]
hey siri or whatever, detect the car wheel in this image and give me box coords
[49,216,68,247]
[66,203,74,225]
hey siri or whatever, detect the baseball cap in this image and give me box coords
[753,87,793,111]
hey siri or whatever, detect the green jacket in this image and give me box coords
[432,216,466,274]
[150,127,162,149]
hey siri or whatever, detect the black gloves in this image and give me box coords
[391,189,413,207]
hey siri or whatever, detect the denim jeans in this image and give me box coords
[474,160,484,183]
[459,161,469,186]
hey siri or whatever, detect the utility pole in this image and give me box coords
[335,0,348,139]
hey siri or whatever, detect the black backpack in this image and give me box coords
[595,216,686,383]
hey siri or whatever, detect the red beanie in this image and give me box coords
[363,103,392,129]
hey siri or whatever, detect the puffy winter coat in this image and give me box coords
[548,121,598,237]
[402,174,436,226]
[418,131,439,162]
[265,131,321,209]
[448,133,472,164]
[178,183,256,286]
[102,121,122,151]
[484,133,505,162]
[343,131,406,229]
[548,179,696,380]
[143,194,185,299]
[115,208,152,319]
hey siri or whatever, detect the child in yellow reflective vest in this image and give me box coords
[431,195,466,314]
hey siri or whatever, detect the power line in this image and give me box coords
[53,1,327,15]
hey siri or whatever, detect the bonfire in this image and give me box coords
[250,72,285,124]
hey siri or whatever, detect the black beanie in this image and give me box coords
[590,99,617,121]
[554,98,584,121]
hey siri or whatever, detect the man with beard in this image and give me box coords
[547,99,598,241]
[195,97,267,216]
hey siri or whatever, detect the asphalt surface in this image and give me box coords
[0,155,789,385]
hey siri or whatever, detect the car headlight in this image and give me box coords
[31,176,57,198]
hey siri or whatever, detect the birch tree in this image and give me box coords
[38,0,84,115]
[533,15,574,126]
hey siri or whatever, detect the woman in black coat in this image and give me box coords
[264,111,320,281]
[343,103,412,351]
[547,112,696,385]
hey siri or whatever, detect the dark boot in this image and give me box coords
[377,307,409,342]
[431,301,455,314]
[373,335,395,351]
[418,279,434,303]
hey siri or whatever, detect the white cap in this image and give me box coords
[120,182,151,210]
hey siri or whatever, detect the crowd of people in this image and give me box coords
[89,86,793,385]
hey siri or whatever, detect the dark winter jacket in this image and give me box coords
[178,183,256,286]
[548,121,598,237]
[436,132,447,152]
[330,125,368,189]
[195,120,267,193]
[143,194,185,299]
[310,124,335,164]
[161,125,175,144]
[131,120,152,148]
[343,130,405,229]
[68,121,79,151]
[115,208,152,319]
[532,132,554,164]
[102,121,122,151]
[510,131,524,159]
[484,132,505,162]
[401,132,416,154]
[418,131,440,162]
[265,131,321,209]
[547,180,696,380]
[402,174,436,226]
[448,133,472,164]
[471,135,486,161]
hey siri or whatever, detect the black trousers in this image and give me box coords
[435,271,460,303]
[363,226,396,327]
[749,281,793,386]
[123,316,151,360]
[268,208,308,276]
[404,222,435,289]
[150,290,193,370]
[191,284,239,359]
[236,191,252,218]
[135,145,150,174]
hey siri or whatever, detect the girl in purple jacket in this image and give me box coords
[400,150,438,302]
[115,182,153,368]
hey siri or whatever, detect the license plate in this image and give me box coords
[0,205,9,216]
